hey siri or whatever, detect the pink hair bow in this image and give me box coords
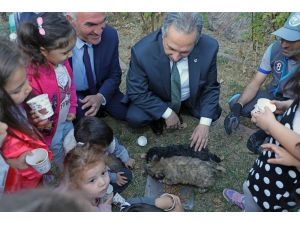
[37,17,45,35]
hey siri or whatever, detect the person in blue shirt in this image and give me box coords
[224,12,300,153]
[66,12,127,123]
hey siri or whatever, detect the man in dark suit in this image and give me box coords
[67,12,127,122]
[124,12,221,151]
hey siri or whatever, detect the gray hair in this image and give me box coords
[161,12,202,43]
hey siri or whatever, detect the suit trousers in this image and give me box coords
[126,100,222,128]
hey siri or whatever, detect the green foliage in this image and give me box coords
[139,12,163,33]
[119,12,129,18]
[248,13,290,50]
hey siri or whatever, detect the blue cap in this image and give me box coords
[272,12,300,41]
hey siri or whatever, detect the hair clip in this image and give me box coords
[37,17,45,36]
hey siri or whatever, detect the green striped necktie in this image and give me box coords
[170,62,181,113]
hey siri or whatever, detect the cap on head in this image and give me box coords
[272,12,300,42]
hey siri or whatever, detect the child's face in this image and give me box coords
[40,38,75,66]
[4,66,32,105]
[78,161,110,201]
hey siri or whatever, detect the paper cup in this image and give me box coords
[137,136,147,147]
[25,148,51,174]
[254,98,276,113]
[26,94,54,120]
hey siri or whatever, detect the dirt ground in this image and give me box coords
[107,13,262,211]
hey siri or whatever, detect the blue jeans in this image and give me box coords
[49,121,74,171]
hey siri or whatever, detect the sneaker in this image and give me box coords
[247,129,268,154]
[223,188,245,210]
[150,119,164,135]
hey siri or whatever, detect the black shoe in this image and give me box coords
[247,129,268,154]
[150,119,165,135]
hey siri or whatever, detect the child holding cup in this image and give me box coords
[0,38,52,193]
[17,13,77,170]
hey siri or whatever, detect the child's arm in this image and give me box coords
[155,194,184,212]
[0,122,8,147]
[108,171,117,183]
[271,99,293,115]
[252,107,300,160]
[65,60,77,116]
[5,152,30,169]
[110,138,130,163]
[112,138,135,169]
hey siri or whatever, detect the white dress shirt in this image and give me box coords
[162,57,212,126]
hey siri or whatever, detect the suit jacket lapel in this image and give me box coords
[156,36,171,97]
[188,45,201,102]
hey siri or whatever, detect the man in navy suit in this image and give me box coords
[67,12,127,122]
[124,13,221,151]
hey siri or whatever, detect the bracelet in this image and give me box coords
[160,193,176,212]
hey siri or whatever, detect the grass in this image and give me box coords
[0,13,261,211]
[107,13,261,211]
[104,113,257,211]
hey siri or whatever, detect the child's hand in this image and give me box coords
[0,122,8,146]
[116,172,128,186]
[155,193,184,212]
[262,143,300,168]
[251,107,276,134]
[0,121,8,135]
[271,99,293,115]
[125,158,135,169]
[5,151,32,169]
[66,113,76,121]
[30,110,51,129]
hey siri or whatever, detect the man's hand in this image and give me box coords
[165,111,181,129]
[6,151,32,169]
[224,102,242,135]
[116,172,128,186]
[190,124,209,151]
[80,93,103,117]
[125,158,135,169]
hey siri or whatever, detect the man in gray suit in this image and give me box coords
[124,12,221,151]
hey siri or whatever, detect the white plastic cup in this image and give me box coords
[25,148,51,174]
[137,136,147,147]
[26,94,54,120]
[101,184,114,203]
[254,98,276,113]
